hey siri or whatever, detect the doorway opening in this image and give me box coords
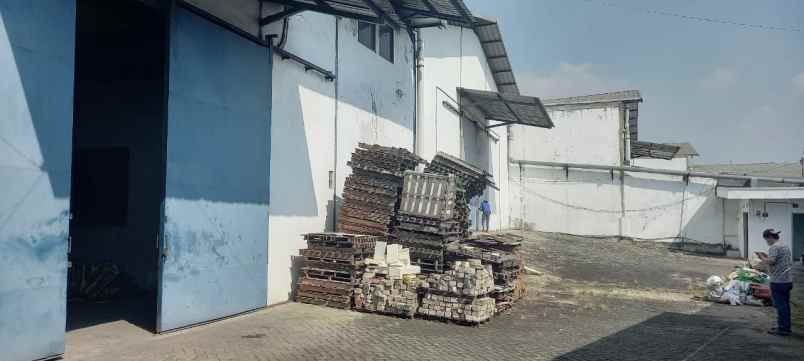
[67,0,168,333]
[794,213,804,263]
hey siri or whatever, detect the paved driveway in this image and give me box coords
[65,232,803,361]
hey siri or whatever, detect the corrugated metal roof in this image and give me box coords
[667,142,699,157]
[458,87,553,128]
[631,141,680,160]
[692,162,804,178]
[264,0,475,28]
[542,90,643,107]
[471,17,519,95]
[398,0,474,24]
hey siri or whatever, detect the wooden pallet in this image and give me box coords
[298,295,351,309]
[302,267,355,283]
[304,232,381,249]
[298,278,353,296]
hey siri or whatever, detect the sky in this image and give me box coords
[464,0,804,165]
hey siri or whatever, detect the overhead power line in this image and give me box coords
[578,0,802,33]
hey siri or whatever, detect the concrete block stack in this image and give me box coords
[297,233,379,309]
[353,242,421,317]
[337,143,422,236]
[460,233,526,312]
[419,294,496,323]
[393,172,463,273]
[354,275,420,317]
[417,260,496,323]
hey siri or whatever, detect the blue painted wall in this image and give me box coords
[0,1,75,360]
[158,7,271,332]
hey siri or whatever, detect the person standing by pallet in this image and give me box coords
[479,199,492,232]
[757,228,794,336]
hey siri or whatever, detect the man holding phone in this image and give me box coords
[756,228,794,336]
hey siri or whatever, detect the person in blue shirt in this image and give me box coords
[479,199,492,232]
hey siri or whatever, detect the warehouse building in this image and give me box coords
[263,2,552,306]
[1,1,553,360]
[2,1,274,359]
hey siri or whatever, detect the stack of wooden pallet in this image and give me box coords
[460,233,526,313]
[393,172,462,273]
[297,233,379,309]
[338,143,422,235]
[417,260,496,323]
[424,152,495,234]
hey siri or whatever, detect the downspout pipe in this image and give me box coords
[331,17,340,231]
[414,29,422,157]
[511,159,804,185]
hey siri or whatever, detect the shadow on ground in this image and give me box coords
[555,306,802,361]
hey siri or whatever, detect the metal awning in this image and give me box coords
[457,88,554,129]
[631,141,680,160]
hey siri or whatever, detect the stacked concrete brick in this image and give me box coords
[354,275,419,317]
[419,294,496,323]
[447,235,526,313]
[417,260,496,323]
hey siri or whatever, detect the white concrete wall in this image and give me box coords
[745,199,803,256]
[509,105,623,166]
[509,165,726,245]
[508,103,731,248]
[264,12,415,305]
[334,18,415,197]
[418,24,510,230]
[632,157,689,171]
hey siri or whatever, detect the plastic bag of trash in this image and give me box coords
[720,288,743,305]
[705,276,725,302]
[745,296,765,306]
[706,276,724,289]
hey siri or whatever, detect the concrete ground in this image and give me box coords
[65,231,804,361]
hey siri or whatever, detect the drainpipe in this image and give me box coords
[414,29,423,158]
[617,104,626,239]
[722,198,727,251]
[331,17,340,231]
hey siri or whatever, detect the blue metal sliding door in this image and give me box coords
[158,6,271,332]
[0,1,75,360]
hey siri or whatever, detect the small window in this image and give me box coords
[358,21,376,51]
[378,25,394,63]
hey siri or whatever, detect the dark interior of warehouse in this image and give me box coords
[67,0,167,333]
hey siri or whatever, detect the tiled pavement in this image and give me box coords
[65,233,804,361]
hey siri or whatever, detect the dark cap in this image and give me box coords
[762,229,781,239]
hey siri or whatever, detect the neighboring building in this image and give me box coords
[692,162,804,179]
[508,88,804,262]
[695,163,804,259]
[509,91,727,250]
